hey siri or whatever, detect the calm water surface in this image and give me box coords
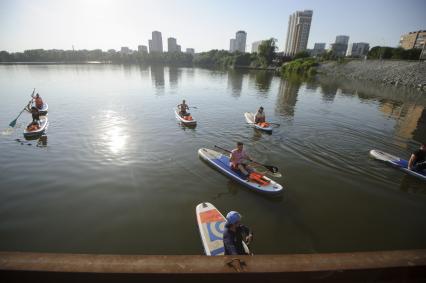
[0,64,425,255]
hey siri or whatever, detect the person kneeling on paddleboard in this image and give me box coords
[177,99,190,117]
[408,143,426,172]
[230,142,252,178]
[223,211,253,255]
[255,106,266,124]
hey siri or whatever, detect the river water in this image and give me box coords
[0,64,425,255]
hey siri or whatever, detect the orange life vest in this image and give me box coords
[27,124,40,132]
[249,172,270,186]
[184,116,193,121]
[257,122,270,128]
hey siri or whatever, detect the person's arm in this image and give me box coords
[408,154,416,170]
[223,233,238,255]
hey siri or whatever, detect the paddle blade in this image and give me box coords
[265,165,279,173]
[9,119,17,128]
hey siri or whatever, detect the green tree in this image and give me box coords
[257,38,277,67]
[293,51,310,60]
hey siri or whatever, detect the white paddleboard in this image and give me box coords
[244,112,272,132]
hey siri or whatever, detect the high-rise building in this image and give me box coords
[138,45,148,53]
[235,31,247,53]
[177,45,181,52]
[149,31,163,53]
[120,47,131,54]
[168,37,178,52]
[284,10,313,56]
[186,48,195,55]
[399,30,426,50]
[230,39,236,52]
[251,40,264,53]
[331,35,349,57]
[346,42,370,57]
[311,43,326,56]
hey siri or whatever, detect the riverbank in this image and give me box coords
[318,60,426,92]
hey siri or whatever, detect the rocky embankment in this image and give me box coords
[318,60,426,92]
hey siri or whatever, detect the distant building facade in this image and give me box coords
[235,31,247,52]
[138,45,148,53]
[186,48,195,55]
[177,45,181,52]
[284,10,313,56]
[251,40,264,53]
[311,43,326,56]
[229,39,236,52]
[168,37,178,52]
[399,30,426,50]
[346,42,370,57]
[331,35,349,57]
[229,31,247,53]
[120,47,131,54]
[149,31,163,53]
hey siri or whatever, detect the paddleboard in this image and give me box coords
[198,148,283,195]
[196,202,250,256]
[174,108,197,126]
[244,112,272,132]
[23,116,48,138]
[369,149,426,181]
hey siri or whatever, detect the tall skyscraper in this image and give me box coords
[311,43,326,56]
[331,35,349,57]
[168,37,178,52]
[149,31,163,53]
[229,39,236,52]
[235,31,247,52]
[284,10,313,56]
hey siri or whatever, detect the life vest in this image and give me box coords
[257,122,270,128]
[184,116,193,121]
[249,172,270,186]
[35,97,43,109]
[27,124,40,132]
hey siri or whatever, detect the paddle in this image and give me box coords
[9,89,35,128]
[189,106,198,109]
[214,145,280,174]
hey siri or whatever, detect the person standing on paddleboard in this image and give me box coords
[177,99,190,116]
[408,143,426,172]
[230,142,252,178]
[223,211,253,255]
[254,106,266,124]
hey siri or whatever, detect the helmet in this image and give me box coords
[226,211,241,225]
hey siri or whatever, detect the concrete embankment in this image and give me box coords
[318,60,426,92]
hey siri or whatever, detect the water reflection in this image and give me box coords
[98,111,129,156]
[253,71,273,94]
[227,69,245,97]
[320,81,339,102]
[150,65,165,92]
[169,67,181,88]
[276,78,301,117]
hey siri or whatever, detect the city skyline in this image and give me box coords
[0,0,425,53]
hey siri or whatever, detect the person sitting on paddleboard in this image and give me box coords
[255,106,266,124]
[178,99,190,116]
[408,143,426,172]
[29,106,40,123]
[32,93,44,110]
[230,142,252,178]
[223,211,253,255]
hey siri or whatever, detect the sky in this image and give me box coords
[0,0,425,53]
